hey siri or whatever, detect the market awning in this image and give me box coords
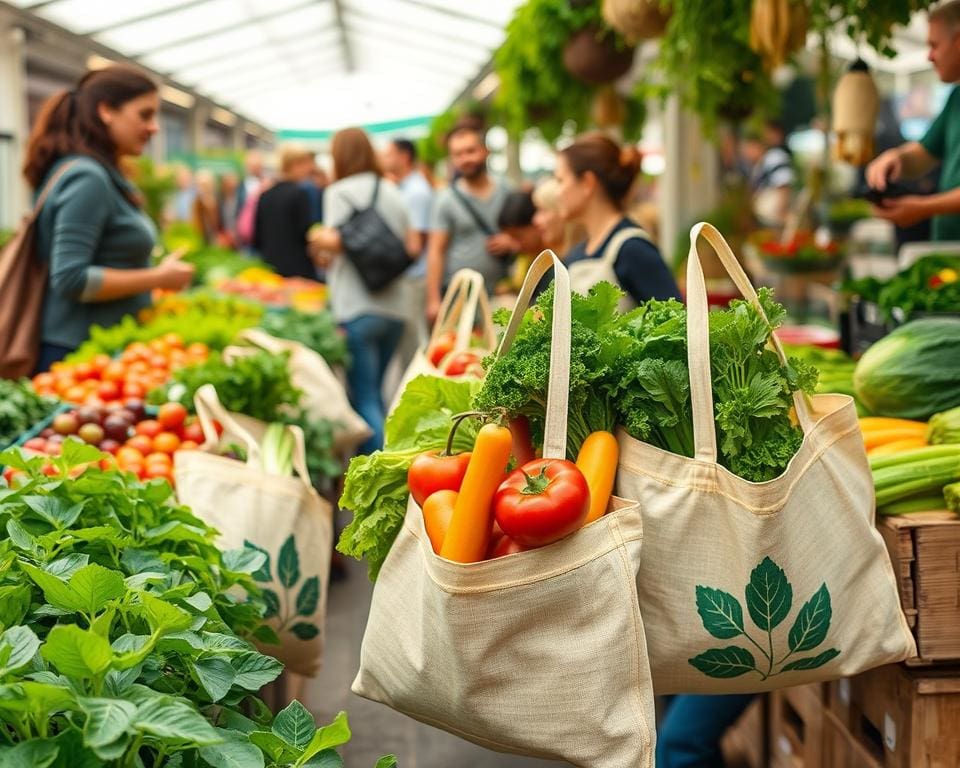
[8,0,524,131]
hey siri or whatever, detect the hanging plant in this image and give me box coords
[602,0,671,43]
[418,102,487,169]
[563,25,636,84]
[494,0,633,140]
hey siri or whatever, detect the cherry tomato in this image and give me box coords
[488,535,529,559]
[441,351,483,377]
[407,450,472,507]
[153,432,181,454]
[493,459,590,548]
[125,435,154,456]
[135,420,163,439]
[427,330,457,368]
[157,403,188,431]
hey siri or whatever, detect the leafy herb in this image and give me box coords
[259,310,349,368]
[0,380,59,449]
[338,375,482,580]
[841,255,960,323]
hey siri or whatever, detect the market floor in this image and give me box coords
[306,533,569,767]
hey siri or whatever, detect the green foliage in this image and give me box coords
[690,556,839,680]
[129,158,176,229]
[807,0,939,57]
[841,255,960,323]
[337,376,482,580]
[259,310,349,369]
[185,248,273,288]
[494,0,630,140]
[0,380,59,449]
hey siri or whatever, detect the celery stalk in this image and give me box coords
[945,482,960,514]
[261,423,294,477]
[878,493,948,516]
[869,444,960,472]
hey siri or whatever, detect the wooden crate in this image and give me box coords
[769,684,825,768]
[877,512,960,664]
[826,663,960,768]
[720,697,767,768]
[822,709,883,768]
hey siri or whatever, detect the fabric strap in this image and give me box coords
[451,183,497,236]
[601,225,650,267]
[686,222,815,463]
[430,268,496,350]
[496,250,571,460]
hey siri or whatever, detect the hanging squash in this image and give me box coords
[749,0,809,70]
[592,85,627,128]
[833,59,880,167]
[562,25,636,85]
[601,0,670,43]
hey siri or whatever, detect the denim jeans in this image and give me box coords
[656,694,756,767]
[342,314,405,454]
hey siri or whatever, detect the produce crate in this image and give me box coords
[826,663,960,768]
[769,684,826,768]
[877,512,960,664]
[823,709,882,768]
[845,298,891,356]
[720,697,768,768]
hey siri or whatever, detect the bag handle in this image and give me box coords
[29,160,80,222]
[686,222,815,463]
[236,327,293,355]
[495,250,571,460]
[601,226,649,267]
[429,268,497,351]
[192,384,313,488]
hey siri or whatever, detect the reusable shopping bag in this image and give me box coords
[616,222,916,695]
[232,328,372,456]
[387,268,497,413]
[0,161,77,377]
[174,385,332,677]
[567,225,651,312]
[353,251,656,768]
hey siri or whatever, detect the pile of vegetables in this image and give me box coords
[842,255,960,323]
[0,379,59,449]
[853,318,960,420]
[0,441,371,766]
[784,344,867,414]
[150,350,339,488]
[183,247,272,288]
[337,376,482,579]
[138,290,264,326]
[258,309,349,368]
[474,282,817,482]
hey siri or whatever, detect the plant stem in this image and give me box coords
[740,631,772,666]
[768,628,775,678]
[123,734,144,768]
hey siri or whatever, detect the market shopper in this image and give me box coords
[309,127,412,454]
[252,145,317,279]
[866,0,960,239]
[426,124,514,323]
[555,133,681,305]
[742,120,796,228]
[532,176,585,257]
[23,65,195,372]
[191,168,221,245]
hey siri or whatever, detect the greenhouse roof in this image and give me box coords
[8,0,523,130]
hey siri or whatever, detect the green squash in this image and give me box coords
[853,317,960,419]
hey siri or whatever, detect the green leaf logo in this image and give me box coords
[277,535,300,589]
[290,623,319,641]
[296,577,320,617]
[254,535,322,642]
[688,556,840,681]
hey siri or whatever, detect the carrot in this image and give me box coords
[859,417,927,432]
[863,428,930,451]
[868,438,929,457]
[422,490,457,555]
[440,423,513,563]
[576,431,618,524]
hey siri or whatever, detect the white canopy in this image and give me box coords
[9,0,524,130]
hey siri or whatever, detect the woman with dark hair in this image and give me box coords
[24,65,194,370]
[556,132,680,308]
[310,127,412,453]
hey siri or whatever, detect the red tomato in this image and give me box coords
[178,440,199,452]
[97,381,121,401]
[407,450,472,507]
[74,362,95,381]
[144,464,173,484]
[33,372,56,391]
[116,446,144,467]
[441,351,483,377]
[125,435,154,456]
[3,467,20,485]
[135,420,163,439]
[153,432,181,454]
[493,459,590,548]
[122,382,146,399]
[157,403,188,431]
[144,451,173,468]
[427,330,457,368]
[182,421,205,444]
[488,536,529,559]
[92,354,112,372]
[23,437,48,453]
[64,385,87,404]
[102,362,127,383]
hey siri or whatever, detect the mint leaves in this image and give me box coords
[689,556,840,681]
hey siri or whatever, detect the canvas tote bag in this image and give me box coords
[0,160,78,378]
[616,222,915,695]
[353,251,656,768]
[233,328,372,456]
[174,384,333,677]
[567,225,651,313]
[387,268,497,412]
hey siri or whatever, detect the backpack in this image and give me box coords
[567,225,650,312]
[0,161,77,378]
[338,177,411,292]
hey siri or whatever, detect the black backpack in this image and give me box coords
[338,177,412,292]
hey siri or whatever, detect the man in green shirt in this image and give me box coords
[867,1,960,240]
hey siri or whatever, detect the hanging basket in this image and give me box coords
[602,0,670,43]
[833,59,879,167]
[563,26,636,85]
[592,85,627,128]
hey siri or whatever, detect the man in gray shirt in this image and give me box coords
[426,125,515,323]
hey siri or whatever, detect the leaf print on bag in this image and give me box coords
[256,534,321,642]
[688,555,840,680]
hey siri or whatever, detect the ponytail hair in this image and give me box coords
[23,64,157,189]
[559,132,642,210]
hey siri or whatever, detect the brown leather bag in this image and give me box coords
[0,161,76,378]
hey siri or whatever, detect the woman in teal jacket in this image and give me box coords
[23,65,194,371]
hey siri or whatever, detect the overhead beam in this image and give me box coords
[391,0,504,30]
[85,0,214,36]
[331,0,354,73]
[346,5,495,52]
[344,15,492,60]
